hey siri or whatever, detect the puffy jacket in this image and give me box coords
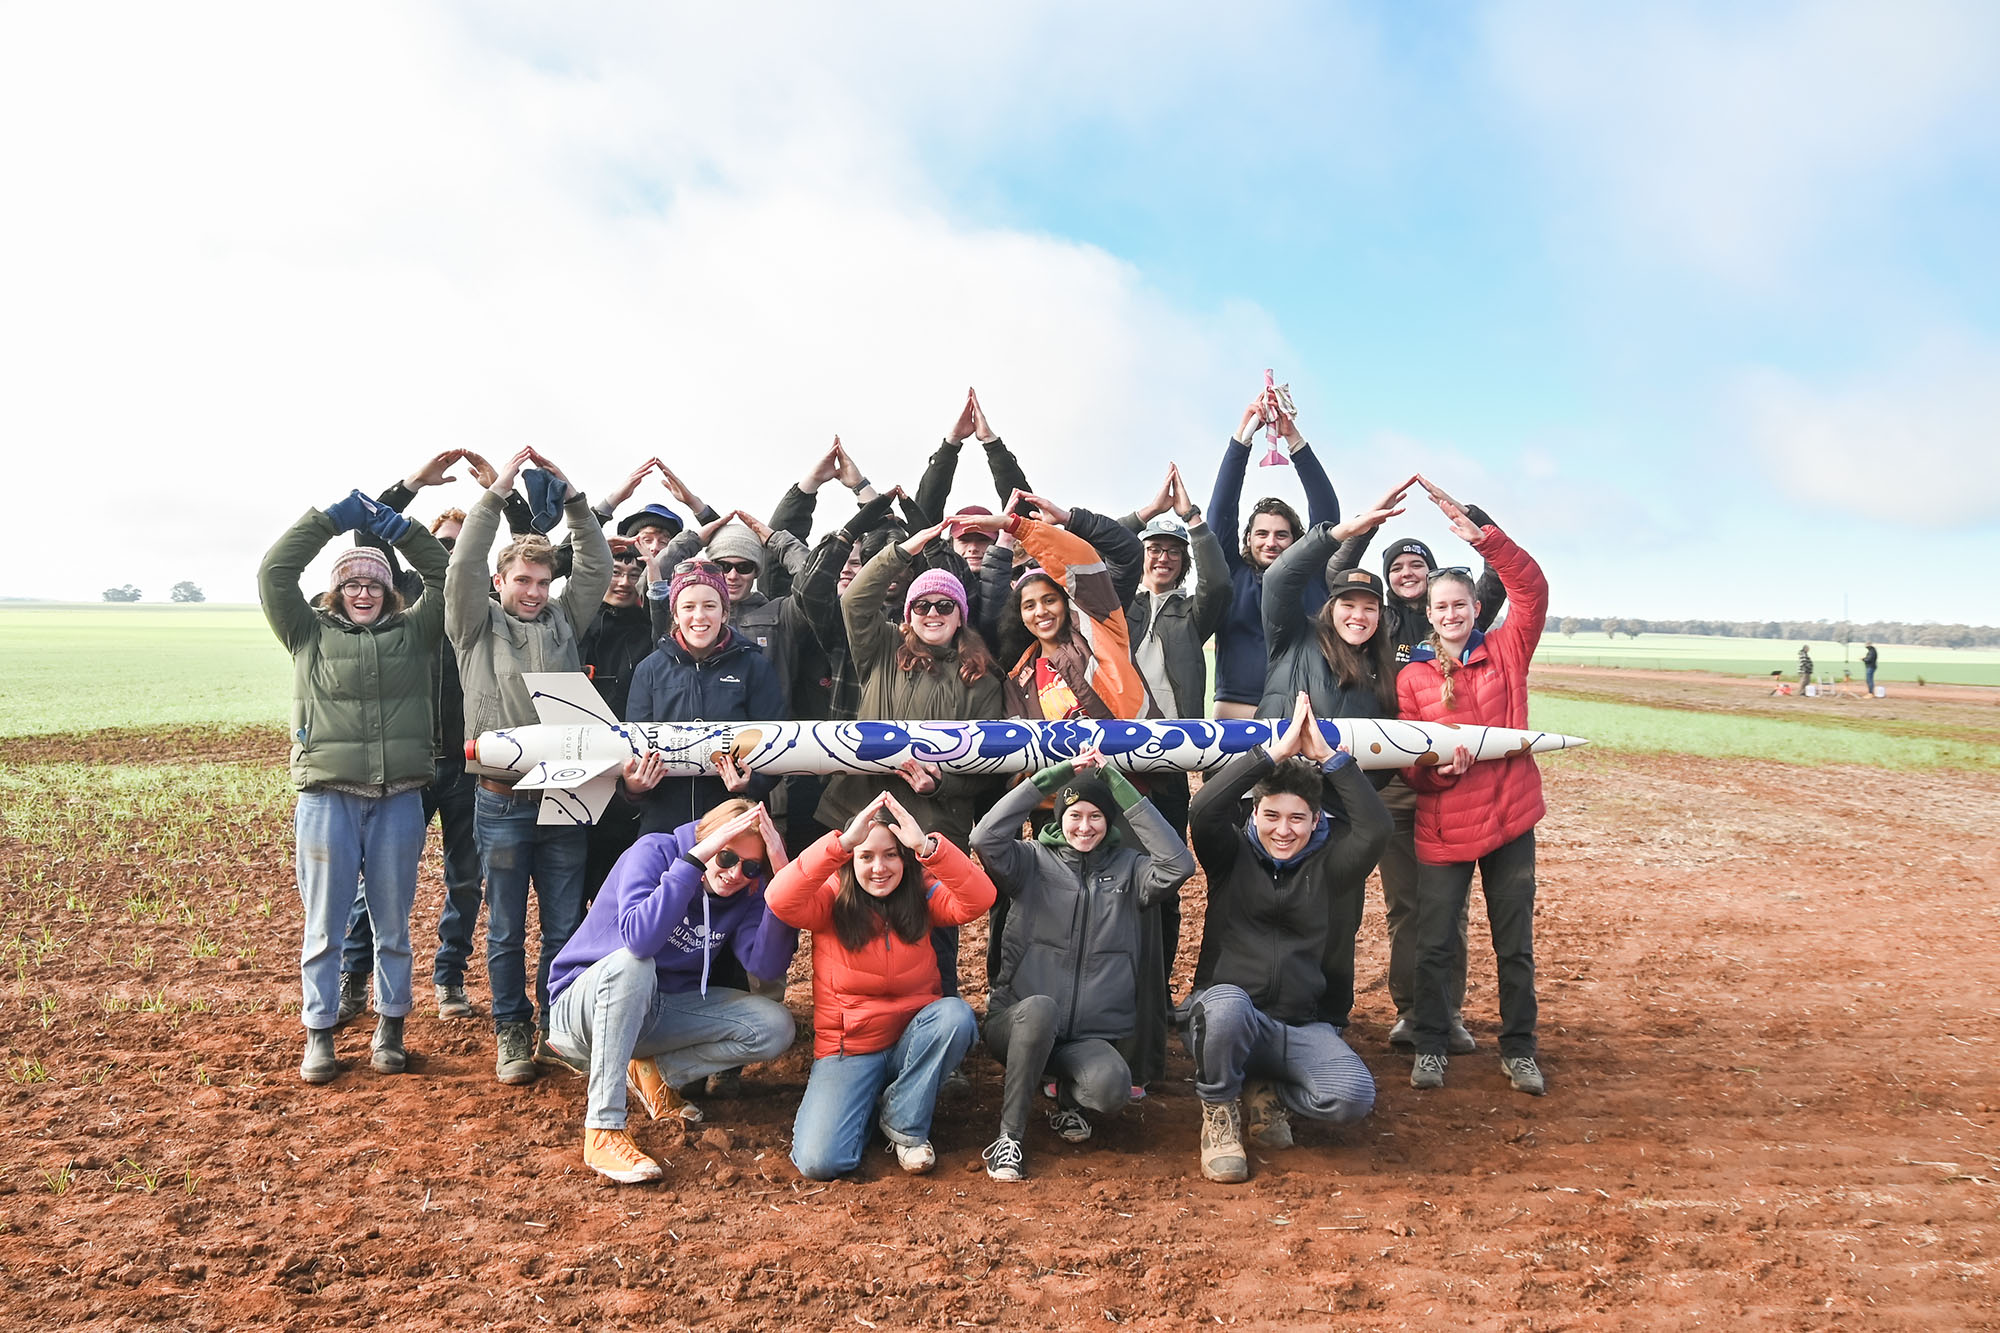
[1187,746,1392,1024]
[652,528,810,711]
[765,831,996,1058]
[1258,521,1396,722]
[259,510,448,791]
[1120,510,1228,718]
[547,822,799,1004]
[355,479,466,756]
[624,627,786,835]
[447,489,612,777]
[973,763,1194,1041]
[998,517,1148,721]
[1332,518,1507,666]
[1207,436,1339,706]
[1396,524,1549,864]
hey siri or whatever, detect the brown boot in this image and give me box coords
[1199,1100,1249,1183]
[1242,1079,1293,1150]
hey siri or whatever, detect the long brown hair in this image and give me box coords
[1313,596,1399,714]
[1424,569,1479,711]
[830,823,931,951]
[895,623,996,685]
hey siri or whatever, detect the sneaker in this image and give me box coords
[887,1138,936,1175]
[336,972,368,1025]
[706,1068,743,1099]
[1387,1017,1415,1048]
[583,1127,662,1184]
[1048,1107,1093,1144]
[539,1037,588,1079]
[1198,1100,1249,1184]
[435,982,473,1020]
[1411,1053,1447,1090]
[628,1059,703,1122]
[1242,1080,1293,1150]
[495,1021,538,1085]
[982,1134,1025,1182]
[1501,1055,1546,1096]
[299,1027,338,1084]
[1448,1021,1478,1055]
[370,1015,407,1075]
[939,1068,972,1102]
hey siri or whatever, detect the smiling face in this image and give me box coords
[1387,552,1431,601]
[605,555,646,608]
[675,584,726,653]
[1060,800,1108,853]
[1143,537,1187,593]
[715,559,759,605]
[853,824,905,898]
[908,596,961,648]
[337,579,386,627]
[1427,576,1480,652]
[1331,590,1381,646]
[1018,579,1069,646]
[836,546,863,595]
[953,531,993,572]
[1247,513,1296,569]
[632,524,673,559]
[704,831,766,897]
[1251,791,1316,860]
[494,558,555,620]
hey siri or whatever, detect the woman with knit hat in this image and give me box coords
[623,560,787,837]
[258,488,450,1083]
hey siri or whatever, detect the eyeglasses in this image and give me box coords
[338,580,386,597]
[714,848,765,879]
[714,560,760,577]
[908,598,960,617]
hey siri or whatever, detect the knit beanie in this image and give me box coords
[668,563,731,612]
[1380,537,1437,583]
[329,547,394,596]
[705,524,766,571]
[904,569,969,622]
[1053,775,1116,823]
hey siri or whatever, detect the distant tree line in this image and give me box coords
[1552,617,2000,650]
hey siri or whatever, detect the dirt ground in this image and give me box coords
[3,694,1998,1330]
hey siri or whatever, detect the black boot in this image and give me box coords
[371,1015,407,1074]
[300,1028,338,1084]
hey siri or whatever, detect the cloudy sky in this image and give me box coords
[3,1,1995,622]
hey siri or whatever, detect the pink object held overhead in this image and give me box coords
[1257,368,1296,467]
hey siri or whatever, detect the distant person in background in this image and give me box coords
[1797,645,1814,694]
[1863,643,1879,695]
[259,485,448,1084]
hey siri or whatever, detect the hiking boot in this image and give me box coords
[336,971,368,1025]
[939,1068,972,1102]
[1387,1017,1416,1048]
[1411,1053,1447,1090]
[706,1067,743,1099]
[583,1127,662,1184]
[435,982,473,1020]
[1048,1106,1093,1144]
[887,1138,936,1174]
[495,1021,538,1085]
[1199,1100,1249,1183]
[370,1015,407,1074]
[629,1059,703,1122]
[1242,1079,1294,1150]
[1502,1055,1546,1096]
[1448,1020,1478,1055]
[299,1027,338,1084]
[982,1133,1025,1182]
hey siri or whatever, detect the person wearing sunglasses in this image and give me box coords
[545,799,799,1182]
[258,482,449,1084]
[768,793,997,1180]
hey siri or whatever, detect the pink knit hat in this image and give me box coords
[668,561,731,612]
[904,568,969,622]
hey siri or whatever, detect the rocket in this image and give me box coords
[470,673,1590,825]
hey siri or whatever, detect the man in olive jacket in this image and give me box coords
[446,447,613,1086]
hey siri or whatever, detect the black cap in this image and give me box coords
[1325,565,1385,602]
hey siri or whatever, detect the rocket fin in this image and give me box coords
[512,758,623,827]
[522,672,620,727]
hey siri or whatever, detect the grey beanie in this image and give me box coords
[706,524,767,571]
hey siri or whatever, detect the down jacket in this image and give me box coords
[998,517,1148,721]
[1396,523,1549,864]
[624,627,786,835]
[971,763,1195,1042]
[1257,520,1396,722]
[764,831,997,1058]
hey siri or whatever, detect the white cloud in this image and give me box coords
[1738,337,2000,525]
[1481,0,2000,280]
[0,4,1311,602]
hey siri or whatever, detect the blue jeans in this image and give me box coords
[1183,984,1375,1123]
[342,759,484,985]
[474,786,589,1031]
[791,997,977,1180]
[295,789,425,1030]
[548,949,796,1129]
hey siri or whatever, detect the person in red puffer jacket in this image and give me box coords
[1395,477,1551,1099]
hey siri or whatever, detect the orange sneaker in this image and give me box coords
[627,1058,704,1122]
[583,1127,662,1183]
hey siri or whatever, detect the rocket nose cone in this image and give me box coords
[464,738,477,762]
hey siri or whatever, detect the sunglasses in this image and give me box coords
[713,848,765,879]
[908,598,960,617]
[673,558,721,575]
[1425,565,1472,582]
[714,560,760,577]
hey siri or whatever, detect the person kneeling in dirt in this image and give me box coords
[543,799,799,1183]
[766,794,996,1180]
[969,748,1194,1182]
[1182,692,1389,1183]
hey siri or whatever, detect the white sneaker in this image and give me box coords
[982,1134,1025,1182]
[1047,1106,1093,1144]
[888,1138,936,1174]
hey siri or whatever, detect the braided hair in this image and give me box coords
[1424,569,1480,712]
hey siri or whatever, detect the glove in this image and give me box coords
[323,489,381,534]
[845,491,897,538]
[364,505,414,543]
[1463,503,1493,530]
[895,493,927,532]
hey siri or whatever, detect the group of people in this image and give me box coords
[258,387,1554,1187]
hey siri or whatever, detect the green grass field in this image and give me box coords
[1533,631,2000,685]
[1528,693,1996,771]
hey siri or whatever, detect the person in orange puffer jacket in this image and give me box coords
[1395,477,1551,1099]
[765,792,997,1180]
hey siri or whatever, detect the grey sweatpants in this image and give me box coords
[1183,984,1374,1123]
[984,996,1132,1140]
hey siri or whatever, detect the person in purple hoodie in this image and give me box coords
[545,797,800,1184]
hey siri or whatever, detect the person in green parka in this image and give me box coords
[259,488,448,1084]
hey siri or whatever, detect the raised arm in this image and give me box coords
[763,830,846,933]
[1098,766,1196,907]
[840,538,912,673]
[969,765,1061,894]
[1067,506,1144,609]
[917,836,999,926]
[445,489,507,648]
[1261,521,1336,658]
[1009,515,1144,717]
[1187,746,1272,880]
[258,509,340,653]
